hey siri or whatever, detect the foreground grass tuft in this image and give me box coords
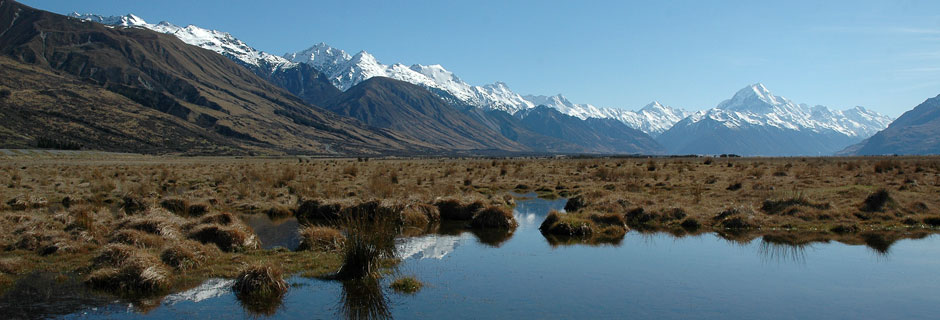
[390,276,423,294]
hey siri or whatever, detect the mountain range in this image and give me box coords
[840,94,940,155]
[658,84,894,156]
[0,1,926,156]
[0,1,432,155]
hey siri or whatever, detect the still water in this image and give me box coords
[4,195,940,319]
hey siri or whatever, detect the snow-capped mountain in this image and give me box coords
[285,43,535,114]
[657,83,894,156]
[69,13,295,70]
[522,94,691,136]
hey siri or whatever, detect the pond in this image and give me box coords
[3,194,940,319]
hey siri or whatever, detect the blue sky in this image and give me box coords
[21,0,940,116]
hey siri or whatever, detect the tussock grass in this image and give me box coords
[160,240,216,270]
[540,210,627,242]
[86,246,170,293]
[860,189,893,212]
[334,212,398,280]
[469,206,518,229]
[187,224,258,252]
[3,155,940,293]
[761,197,831,215]
[232,264,288,316]
[297,226,345,252]
[390,276,423,294]
[435,199,483,220]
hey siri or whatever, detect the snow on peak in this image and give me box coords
[689,84,893,137]
[520,95,691,137]
[69,13,295,70]
[70,13,147,27]
[284,43,537,113]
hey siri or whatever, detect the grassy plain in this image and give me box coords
[1,152,939,300]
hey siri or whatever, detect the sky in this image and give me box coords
[20,0,940,117]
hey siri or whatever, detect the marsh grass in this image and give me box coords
[334,211,399,280]
[390,276,422,294]
[232,264,288,316]
[297,226,345,252]
[469,206,518,230]
[2,155,940,294]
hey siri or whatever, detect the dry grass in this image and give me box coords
[469,206,518,229]
[2,154,940,292]
[390,276,423,294]
[232,264,289,316]
[297,226,345,252]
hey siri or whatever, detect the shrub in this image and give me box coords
[297,226,345,252]
[469,206,518,229]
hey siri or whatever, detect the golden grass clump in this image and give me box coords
[108,229,166,248]
[539,210,626,238]
[399,203,440,228]
[390,276,423,294]
[86,245,170,293]
[160,240,217,270]
[187,224,259,252]
[435,199,484,220]
[297,226,345,252]
[469,206,518,230]
[232,264,288,315]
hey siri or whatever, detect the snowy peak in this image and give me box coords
[684,83,892,137]
[519,95,691,137]
[285,43,537,113]
[284,42,352,69]
[69,13,294,70]
[717,82,789,113]
[70,13,146,27]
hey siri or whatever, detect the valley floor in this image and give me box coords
[1,153,938,302]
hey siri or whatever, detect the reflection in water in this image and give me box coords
[339,278,391,320]
[236,293,285,317]
[758,236,812,265]
[396,233,465,260]
[469,228,515,247]
[542,233,625,247]
[241,215,301,250]
[861,233,894,256]
[0,272,113,318]
[162,278,234,305]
